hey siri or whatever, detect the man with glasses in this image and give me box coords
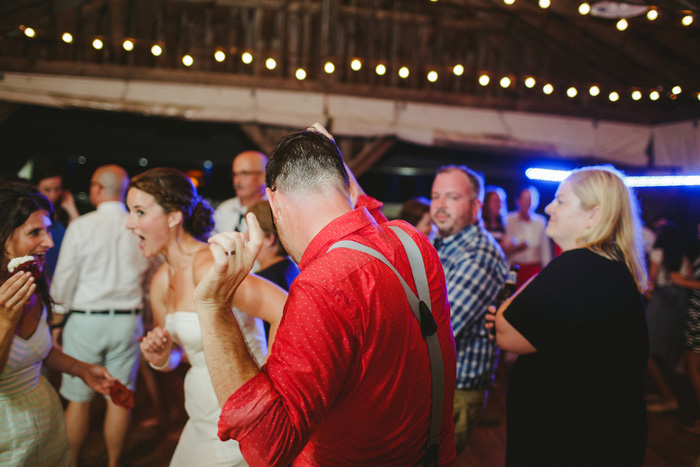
[214,150,268,234]
[430,165,508,455]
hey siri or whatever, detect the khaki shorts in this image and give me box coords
[60,313,143,402]
[453,388,486,454]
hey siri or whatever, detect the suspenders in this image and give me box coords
[328,226,444,465]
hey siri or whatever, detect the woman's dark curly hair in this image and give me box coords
[0,181,55,317]
[129,168,214,241]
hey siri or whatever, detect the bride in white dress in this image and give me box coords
[125,168,286,466]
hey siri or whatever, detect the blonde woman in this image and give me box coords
[487,166,648,465]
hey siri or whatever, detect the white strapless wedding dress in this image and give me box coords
[166,310,266,467]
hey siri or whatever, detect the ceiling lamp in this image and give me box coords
[543,83,554,95]
[589,85,600,96]
[241,52,253,64]
[479,74,490,86]
[151,44,163,56]
[295,68,306,80]
[579,3,591,15]
[62,32,73,43]
[525,77,536,88]
[616,18,628,30]
[672,85,682,95]
[649,90,660,101]
[266,58,277,70]
[500,77,511,88]
[453,64,464,76]
[23,27,35,38]
[646,9,658,20]
[539,0,550,9]
[324,62,335,74]
[214,50,226,62]
[398,67,409,79]
[589,2,648,18]
[427,71,439,82]
[351,59,362,71]
[375,64,387,76]
[682,14,693,26]
[567,87,578,98]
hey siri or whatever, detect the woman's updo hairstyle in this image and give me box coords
[129,168,214,241]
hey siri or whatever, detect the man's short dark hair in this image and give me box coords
[266,129,350,196]
[435,165,485,202]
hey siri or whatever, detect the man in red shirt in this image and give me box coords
[194,128,457,466]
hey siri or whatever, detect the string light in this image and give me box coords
[578,3,591,15]
[616,19,628,31]
[647,9,658,21]
[504,0,515,5]
[682,14,693,26]
[539,0,550,9]
[5,25,700,105]
[295,68,306,80]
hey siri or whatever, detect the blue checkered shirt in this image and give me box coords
[435,223,508,389]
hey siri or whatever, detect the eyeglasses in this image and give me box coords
[232,171,263,178]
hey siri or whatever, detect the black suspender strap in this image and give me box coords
[327,225,444,465]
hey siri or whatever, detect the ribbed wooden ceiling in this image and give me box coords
[1,0,699,123]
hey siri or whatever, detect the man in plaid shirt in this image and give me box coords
[430,165,508,454]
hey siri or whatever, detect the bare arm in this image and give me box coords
[139,265,182,371]
[233,275,286,354]
[493,297,537,354]
[194,213,266,406]
[44,347,115,395]
[0,273,36,374]
[670,271,700,290]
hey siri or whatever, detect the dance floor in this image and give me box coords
[69,358,700,466]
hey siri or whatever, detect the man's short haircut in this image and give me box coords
[435,165,485,202]
[266,129,350,197]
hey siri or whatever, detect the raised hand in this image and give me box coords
[140,325,173,368]
[194,212,264,312]
[0,272,36,325]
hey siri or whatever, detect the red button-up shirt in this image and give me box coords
[218,207,457,466]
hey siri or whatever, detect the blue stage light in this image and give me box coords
[526,168,700,187]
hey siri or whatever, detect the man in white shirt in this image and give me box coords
[214,150,268,234]
[505,186,552,287]
[51,165,149,467]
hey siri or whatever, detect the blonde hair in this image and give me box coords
[565,166,648,293]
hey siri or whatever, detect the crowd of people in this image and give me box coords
[1,124,699,466]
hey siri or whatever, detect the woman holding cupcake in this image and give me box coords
[0,181,115,466]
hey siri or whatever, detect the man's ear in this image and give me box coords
[348,179,359,208]
[266,187,280,217]
[167,210,183,229]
